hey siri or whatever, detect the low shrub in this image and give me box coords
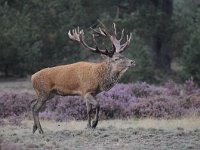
[0,79,200,124]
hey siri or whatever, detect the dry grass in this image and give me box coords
[115,117,200,131]
[1,118,200,150]
[20,117,200,132]
[0,78,32,91]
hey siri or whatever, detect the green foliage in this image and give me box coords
[0,0,200,84]
[0,3,31,76]
[171,0,200,85]
[121,33,155,83]
[181,10,200,85]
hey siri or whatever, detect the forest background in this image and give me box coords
[1,0,200,85]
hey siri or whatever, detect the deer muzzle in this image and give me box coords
[128,60,136,68]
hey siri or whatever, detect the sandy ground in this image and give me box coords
[1,118,200,150]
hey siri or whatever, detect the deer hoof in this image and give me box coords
[87,123,91,128]
[38,129,44,134]
[91,120,98,128]
[33,124,37,134]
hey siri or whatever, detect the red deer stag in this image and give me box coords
[31,23,135,134]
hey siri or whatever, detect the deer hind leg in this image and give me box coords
[84,94,100,128]
[32,100,45,134]
[32,92,49,134]
[86,100,92,128]
[91,103,100,128]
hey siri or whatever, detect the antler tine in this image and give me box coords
[98,20,110,36]
[119,29,124,42]
[77,26,80,33]
[99,27,106,36]
[112,23,117,36]
[68,30,72,39]
[68,30,77,41]
[90,27,106,37]
[68,26,114,56]
[118,33,132,52]
[75,28,78,36]
[68,27,83,42]
[128,33,132,43]
[72,29,75,35]
[92,33,98,46]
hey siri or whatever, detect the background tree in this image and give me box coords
[0,0,200,85]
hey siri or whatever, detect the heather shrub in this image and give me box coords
[40,96,86,121]
[0,81,200,122]
[183,77,199,94]
[126,96,184,118]
[164,80,181,96]
[0,91,34,117]
[7,116,23,126]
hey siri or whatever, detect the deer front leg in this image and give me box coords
[84,94,100,128]
[86,100,92,128]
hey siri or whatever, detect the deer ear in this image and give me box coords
[101,54,109,60]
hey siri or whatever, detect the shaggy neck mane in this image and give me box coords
[97,61,120,91]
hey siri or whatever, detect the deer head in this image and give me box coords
[68,22,135,75]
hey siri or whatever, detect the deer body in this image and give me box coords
[32,60,123,97]
[31,23,135,134]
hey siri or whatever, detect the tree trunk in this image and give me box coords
[151,0,173,70]
[4,64,9,77]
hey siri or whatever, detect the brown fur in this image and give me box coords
[31,54,134,134]
[32,61,108,97]
[31,23,135,134]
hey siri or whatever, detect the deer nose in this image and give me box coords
[130,60,136,66]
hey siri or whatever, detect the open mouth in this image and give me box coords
[129,60,136,67]
[128,63,136,68]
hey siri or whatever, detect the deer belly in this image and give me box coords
[53,88,82,96]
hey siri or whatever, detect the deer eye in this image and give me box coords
[114,58,120,61]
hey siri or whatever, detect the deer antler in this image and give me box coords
[107,23,132,53]
[68,23,132,57]
[68,27,114,57]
